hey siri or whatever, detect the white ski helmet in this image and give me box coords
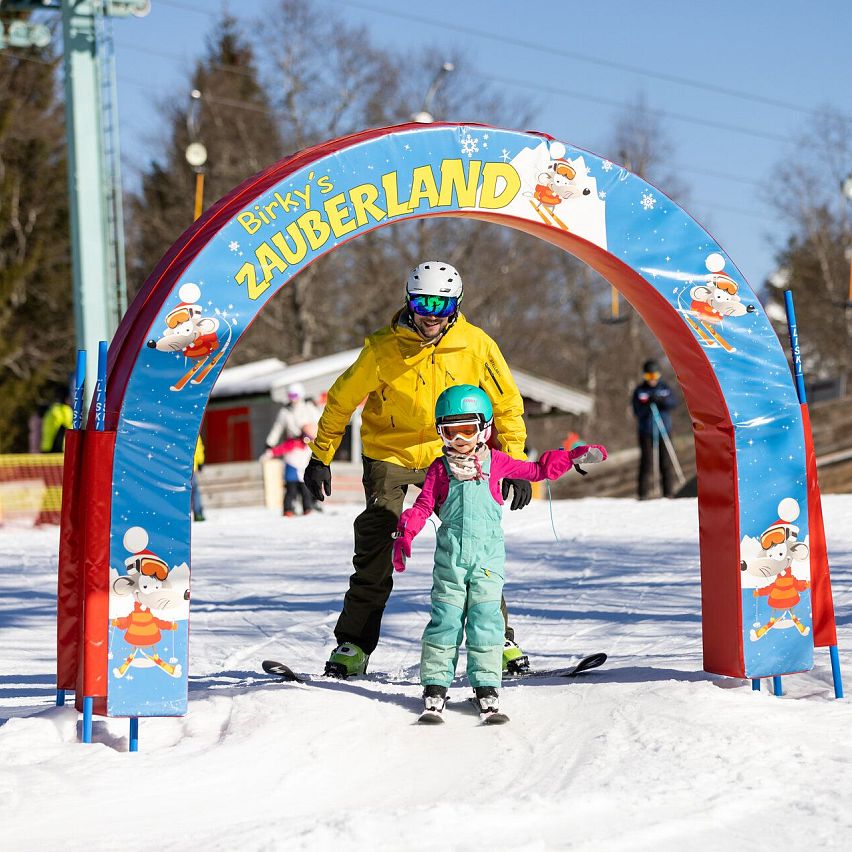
[405,261,463,299]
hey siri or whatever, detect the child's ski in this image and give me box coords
[503,652,607,681]
[417,709,445,725]
[466,697,510,724]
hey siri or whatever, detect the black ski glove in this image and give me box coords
[304,456,332,501]
[501,478,532,511]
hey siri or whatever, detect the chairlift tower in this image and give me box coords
[0,0,148,401]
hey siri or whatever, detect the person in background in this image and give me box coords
[631,359,679,500]
[29,403,48,453]
[303,260,533,679]
[264,425,316,516]
[40,387,73,453]
[266,382,321,449]
[192,436,206,522]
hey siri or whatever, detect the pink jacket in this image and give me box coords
[398,445,604,543]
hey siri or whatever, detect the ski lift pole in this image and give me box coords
[649,403,686,486]
[783,291,843,699]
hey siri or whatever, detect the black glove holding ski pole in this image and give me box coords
[304,456,332,501]
[501,478,532,511]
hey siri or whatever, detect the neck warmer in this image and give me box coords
[443,444,489,480]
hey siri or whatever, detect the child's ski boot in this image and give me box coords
[324,643,369,678]
[473,686,509,724]
[502,639,529,674]
[418,685,447,724]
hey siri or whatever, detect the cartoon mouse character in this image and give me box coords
[741,498,810,641]
[681,253,756,352]
[110,527,189,679]
[533,158,591,212]
[524,142,591,231]
[147,283,232,392]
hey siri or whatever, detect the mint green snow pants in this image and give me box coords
[420,459,505,689]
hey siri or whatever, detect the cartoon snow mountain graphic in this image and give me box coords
[495,141,607,249]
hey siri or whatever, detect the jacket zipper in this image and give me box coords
[485,362,503,395]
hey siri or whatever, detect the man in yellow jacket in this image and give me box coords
[305,261,532,678]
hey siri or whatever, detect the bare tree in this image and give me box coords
[761,107,852,388]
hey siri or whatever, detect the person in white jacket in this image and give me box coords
[266,382,322,448]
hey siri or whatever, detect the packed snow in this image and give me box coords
[2,495,851,851]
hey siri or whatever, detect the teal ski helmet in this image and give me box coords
[434,384,493,425]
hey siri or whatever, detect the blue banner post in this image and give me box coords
[783,291,843,699]
[81,342,108,744]
[94,340,107,433]
[72,349,87,430]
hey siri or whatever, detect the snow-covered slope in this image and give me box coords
[2,496,851,851]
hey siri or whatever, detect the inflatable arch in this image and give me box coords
[57,122,838,719]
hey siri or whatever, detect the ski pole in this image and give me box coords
[650,403,686,486]
[651,420,659,497]
[783,290,843,699]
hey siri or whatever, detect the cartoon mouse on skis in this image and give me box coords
[681,254,755,352]
[110,527,188,679]
[741,498,810,641]
[147,282,232,391]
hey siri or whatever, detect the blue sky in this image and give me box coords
[112,0,852,291]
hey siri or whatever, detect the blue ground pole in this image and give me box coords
[82,697,93,743]
[129,718,139,752]
[772,676,783,696]
[784,292,844,700]
[751,679,760,691]
[830,646,844,699]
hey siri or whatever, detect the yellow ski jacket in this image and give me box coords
[310,313,526,469]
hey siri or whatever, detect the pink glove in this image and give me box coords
[537,445,609,480]
[569,444,607,465]
[392,534,411,573]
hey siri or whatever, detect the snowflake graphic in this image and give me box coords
[601,160,613,172]
[640,192,657,211]
[500,148,511,162]
[460,133,479,158]
[228,240,240,252]
[598,191,607,199]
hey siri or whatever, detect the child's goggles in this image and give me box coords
[408,294,459,318]
[437,419,481,441]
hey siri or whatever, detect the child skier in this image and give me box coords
[392,384,606,723]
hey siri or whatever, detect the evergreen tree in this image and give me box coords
[0,32,73,452]
[126,13,283,292]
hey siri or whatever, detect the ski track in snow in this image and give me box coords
[1,496,851,851]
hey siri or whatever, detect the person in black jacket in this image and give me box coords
[631,359,679,499]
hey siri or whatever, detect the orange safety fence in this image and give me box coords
[0,453,65,526]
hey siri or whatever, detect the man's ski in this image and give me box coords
[261,659,305,682]
[503,652,607,681]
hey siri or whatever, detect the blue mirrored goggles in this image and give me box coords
[408,294,459,318]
